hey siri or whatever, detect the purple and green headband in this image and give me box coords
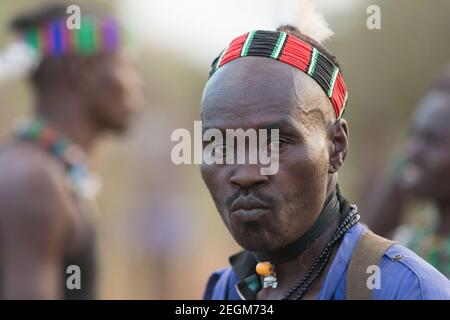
[22,16,126,57]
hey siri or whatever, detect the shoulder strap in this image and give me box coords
[346,230,396,300]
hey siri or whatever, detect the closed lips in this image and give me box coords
[230,196,269,211]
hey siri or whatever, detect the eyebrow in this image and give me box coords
[202,119,300,135]
[257,119,298,131]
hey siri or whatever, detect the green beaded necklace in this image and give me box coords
[14,118,101,199]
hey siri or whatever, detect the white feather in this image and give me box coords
[273,0,334,44]
[0,41,40,82]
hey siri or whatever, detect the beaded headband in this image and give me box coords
[22,16,124,57]
[209,30,348,119]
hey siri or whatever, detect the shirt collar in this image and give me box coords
[229,250,260,299]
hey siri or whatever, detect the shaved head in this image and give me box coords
[202,57,336,132]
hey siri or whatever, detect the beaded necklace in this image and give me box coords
[14,118,101,200]
[282,205,360,300]
[406,208,450,277]
[254,189,360,300]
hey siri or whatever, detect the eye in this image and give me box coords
[213,143,228,157]
[268,140,279,152]
[268,139,287,152]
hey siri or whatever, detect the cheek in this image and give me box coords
[201,165,229,208]
[87,76,114,107]
[201,165,238,232]
[93,67,126,102]
[279,138,329,198]
[430,148,450,178]
[272,141,329,235]
[104,79,124,106]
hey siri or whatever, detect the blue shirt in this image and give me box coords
[203,223,450,300]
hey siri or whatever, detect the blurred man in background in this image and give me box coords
[365,66,450,278]
[0,4,143,299]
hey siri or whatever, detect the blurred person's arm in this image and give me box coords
[0,152,73,299]
[362,154,412,237]
[363,174,406,237]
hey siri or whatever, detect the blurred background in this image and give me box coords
[0,0,449,299]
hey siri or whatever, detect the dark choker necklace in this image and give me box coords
[251,188,342,266]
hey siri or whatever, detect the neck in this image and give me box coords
[257,177,343,299]
[256,212,341,300]
[35,92,98,154]
[276,208,340,292]
[436,199,450,235]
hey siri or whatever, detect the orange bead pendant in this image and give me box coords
[256,261,278,288]
[256,262,274,276]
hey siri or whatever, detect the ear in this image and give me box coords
[328,118,349,174]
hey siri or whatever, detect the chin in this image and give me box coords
[111,122,130,134]
[406,182,430,198]
[105,115,132,134]
[231,225,284,252]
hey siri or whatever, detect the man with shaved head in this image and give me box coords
[200,26,450,300]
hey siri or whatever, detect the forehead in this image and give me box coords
[413,91,450,137]
[201,57,328,130]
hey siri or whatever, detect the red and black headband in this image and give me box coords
[209,30,348,119]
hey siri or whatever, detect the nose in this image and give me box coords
[229,164,269,188]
